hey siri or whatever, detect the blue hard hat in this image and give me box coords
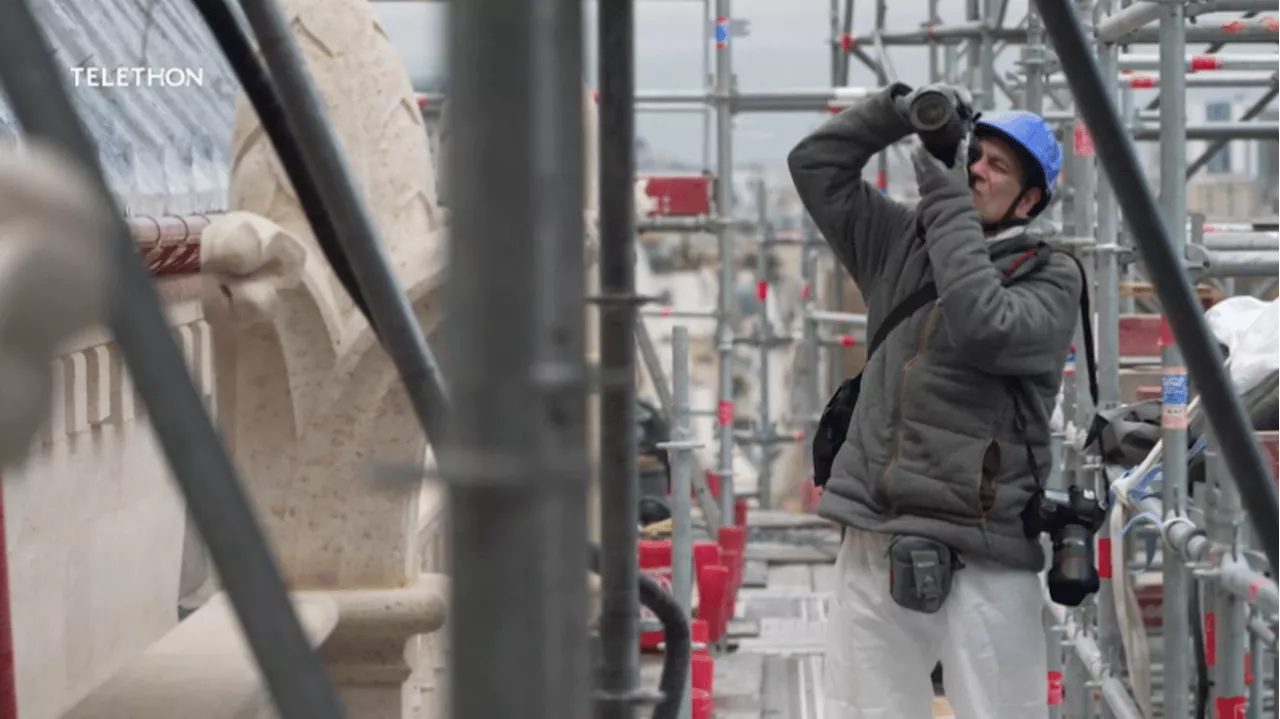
[974,110,1063,216]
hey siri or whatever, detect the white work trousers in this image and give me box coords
[824,528,1048,719]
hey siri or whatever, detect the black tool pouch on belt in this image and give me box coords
[887,535,962,614]
[812,282,939,488]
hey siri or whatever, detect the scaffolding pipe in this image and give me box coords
[637,217,716,233]
[1045,601,1146,719]
[800,216,822,484]
[424,88,881,116]
[642,308,717,320]
[1203,222,1280,232]
[531,0,591,713]
[1093,6,1126,701]
[1095,0,1277,43]
[836,0,856,87]
[1158,9,1194,719]
[861,20,1278,46]
[1024,6,1046,111]
[1211,440,1252,719]
[1132,122,1280,141]
[858,22,1023,43]
[713,0,738,537]
[634,87,875,112]
[1200,234,1279,251]
[0,3,349,718]
[1112,20,1280,45]
[666,325,695,719]
[634,321,723,528]
[1202,251,1280,278]
[1032,0,1280,569]
[753,179,775,508]
[980,0,997,110]
[807,310,868,325]
[596,0,641,712]
[444,0,583,712]
[1034,71,1280,90]
[1131,496,1280,617]
[1118,52,1278,72]
[1043,109,1160,123]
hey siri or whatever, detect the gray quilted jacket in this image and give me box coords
[787,85,1082,571]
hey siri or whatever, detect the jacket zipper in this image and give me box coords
[875,302,942,511]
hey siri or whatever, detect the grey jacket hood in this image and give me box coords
[787,86,1083,572]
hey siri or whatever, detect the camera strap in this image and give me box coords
[1008,248,1098,496]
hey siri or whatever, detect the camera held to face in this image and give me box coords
[901,86,981,169]
[1036,485,1108,607]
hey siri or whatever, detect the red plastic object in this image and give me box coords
[721,549,742,616]
[691,653,715,693]
[733,498,748,527]
[693,540,721,571]
[1119,314,1163,358]
[639,540,673,651]
[1257,431,1278,484]
[701,471,722,500]
[0,473,16,719]
[1047,670,1064,706]
[1215,696,1246,718]
[1136,585,1163,628]
[690,618,710,654]
[717,525,746,555]
[697,565,730,642]
[637,174,713,217]
[691,689,713,719]
[638,539,673,569]
[804,481,822,512]
[1190,54,1222,71]
[1096,537,1113,579]
[718,525,746,596]
[1135,386,1161,402]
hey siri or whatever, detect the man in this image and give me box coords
[788,83,1078,718]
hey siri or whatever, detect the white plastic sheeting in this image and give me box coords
[1204,295,1280,395]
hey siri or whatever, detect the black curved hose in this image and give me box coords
[1191,580,1210,719]
[188,0,374,327]
[588,542,691,719]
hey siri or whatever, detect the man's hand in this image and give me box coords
[912,135,972,198]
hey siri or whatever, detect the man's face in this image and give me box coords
[968,135,1042,225]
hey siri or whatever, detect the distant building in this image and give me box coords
[1141,98,1279,220]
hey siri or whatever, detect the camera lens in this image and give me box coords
[909,91,952,131]
[1047,524,1100,607]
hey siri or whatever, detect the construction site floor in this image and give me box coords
[640,510,956,718]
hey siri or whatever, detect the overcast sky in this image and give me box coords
[372,1,1270,167]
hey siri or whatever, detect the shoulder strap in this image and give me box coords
[1059,252,1100,409]
[866,283,938,360]
[1008,246,1100,490]
[864,243,1057,364]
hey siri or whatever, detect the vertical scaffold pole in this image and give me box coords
[1158,3,1192,717]
[445,0,582,713]
[531,0,590,713]
[713,2,738,532]
[596,0,641,713]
